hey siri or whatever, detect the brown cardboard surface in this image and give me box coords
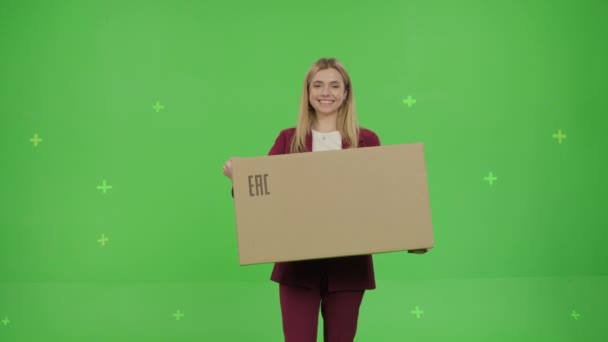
[231,142,434,266]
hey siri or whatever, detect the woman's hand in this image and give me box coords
[408,249,428,254]
[222,158,234,180]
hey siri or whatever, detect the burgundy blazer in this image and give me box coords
[231,126,381,292]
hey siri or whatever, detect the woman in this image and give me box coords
[223,57,427,342]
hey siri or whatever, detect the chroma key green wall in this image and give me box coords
[1,0,607,340]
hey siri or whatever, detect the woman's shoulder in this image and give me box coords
[358,126,379,139]
[276,127,297,137]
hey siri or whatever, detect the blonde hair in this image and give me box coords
[289,57,360,153]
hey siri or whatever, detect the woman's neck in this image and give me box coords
[313,114,337,132]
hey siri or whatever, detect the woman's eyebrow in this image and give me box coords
[312,80,340,84]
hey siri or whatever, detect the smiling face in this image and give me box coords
[308,68,348,116]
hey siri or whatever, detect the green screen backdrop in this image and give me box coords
[1,0,607,340]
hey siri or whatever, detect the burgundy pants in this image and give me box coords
[279,272,365,342]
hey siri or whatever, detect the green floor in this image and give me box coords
[1,277,606,341]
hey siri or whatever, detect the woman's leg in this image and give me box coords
[279,284,321,342]
[321,290,365,342]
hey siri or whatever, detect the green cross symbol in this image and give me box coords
[552,129,566,144]
[98,234,109,247]
[570,310,580,320]
[402,95,417,107]
[153,101,165,112]
[97,180,113,194]
[173,310,184,320]
[30,133,43,147]
[411,306,424,319]
[484,172,497,186]
[1,316,9,326]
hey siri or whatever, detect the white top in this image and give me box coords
[312,129,342,152]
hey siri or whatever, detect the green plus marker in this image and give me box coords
[484,172,497,186]
[552,129,566,144]
[411,306,424,319]
[571,310,580,320]
[402,95,416,107]
[98,234,109,247]
[30,133,43,147]
[97,180,112,194]
[153,101,165,112]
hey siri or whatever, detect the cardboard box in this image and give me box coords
[231,142,434,266]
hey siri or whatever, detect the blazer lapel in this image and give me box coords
[305,131,312,152]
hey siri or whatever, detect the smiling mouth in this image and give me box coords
[319,100,334,104]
